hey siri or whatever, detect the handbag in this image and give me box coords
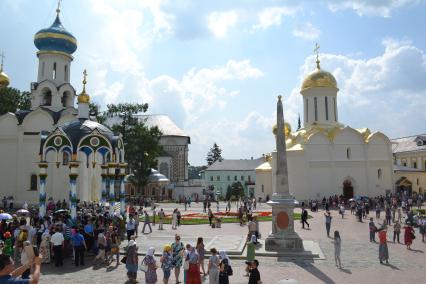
[411,232,416,240]
[120,256,127,264]
[140,258,148,272]
[183,260,189,270]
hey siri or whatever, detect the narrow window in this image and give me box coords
[248,175,251,182]
[333,97,337,121]
[30,174,37,191]
[210,176,213,181]
[424,161,426,169]
[227,176,230,181]
[305,98,308,123]
[414,161,417,168]
[42,62,45,77]
[241,176,244,181]
[346,147,351,159]
[64,65,68,81]
[378,169,382,179]
[325,96,329,120]
[314,97,318,121]
[62,152,69,165]
[53,62,57,80]
[261,184,264,193]
[417,178,419,185]
[403,162,407,167]
[234,176,237,181]
[217,176,220,181]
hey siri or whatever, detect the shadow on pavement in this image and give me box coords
[409,249,424,253]
[383,263,400,270]
[293,261,336,284]
[338,267,351,274]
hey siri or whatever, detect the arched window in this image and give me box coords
[61,91,70,107]
[42,88,52,106]
[63,152,69,165]
[333,97,337,121]
[346,147,351,159]
[305,98,309,123]
[413,161,417,168]
[30,174,37,191]
[378,169,382,179]
[53,62,57,80]
[314,97,318,121]
[325,96,329,120]
[64,65,68,81]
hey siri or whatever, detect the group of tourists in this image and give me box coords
[123,234,237,284]
[314,191,425,269]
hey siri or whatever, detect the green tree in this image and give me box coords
[188,165,207,179]
[105,103,162,192]
[225,185,232,200]
[0,87,31,115]
[206,142,223,166]
[231,182,244,198]
[125,122,163,191]
[89,102,106,124]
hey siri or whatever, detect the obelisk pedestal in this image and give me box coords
[265,95,303,252]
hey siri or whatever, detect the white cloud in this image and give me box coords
[252,6,297,30]
[207,11,239,38]
[327,0,419,17]
[288,38,426,138]
[292,22,320,40]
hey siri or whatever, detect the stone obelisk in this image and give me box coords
[265,95,303,251]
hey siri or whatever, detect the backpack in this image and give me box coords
[18,229,28,242]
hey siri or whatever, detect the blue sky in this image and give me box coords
[1,0,426,165]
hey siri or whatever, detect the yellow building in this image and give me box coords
[392,134,426,195]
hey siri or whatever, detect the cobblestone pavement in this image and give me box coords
[40,203,426,284]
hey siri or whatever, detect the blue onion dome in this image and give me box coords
[34,14,77,55]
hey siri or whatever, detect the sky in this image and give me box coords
[1,0,426,166]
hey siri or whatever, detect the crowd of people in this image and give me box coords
[121,233,251,284]
[304,191,425,269]
[0,197,264,284]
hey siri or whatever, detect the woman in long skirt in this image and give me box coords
[39,233,51,264]
[186,245,201,284]
[378,228,389,264]
[126,240,139,283]
[404,223,415,250]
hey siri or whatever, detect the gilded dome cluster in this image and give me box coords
[34,14,77,56]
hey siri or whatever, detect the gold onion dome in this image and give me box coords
[0,53,9,88]
[301,45,337,91]
[0,69,9,88]
[78,69,90,104]
[301,64,337,91]
[272,122,291,136]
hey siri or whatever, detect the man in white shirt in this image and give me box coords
[50,227,64,267]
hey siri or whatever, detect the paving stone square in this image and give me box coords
[39,203,425,284]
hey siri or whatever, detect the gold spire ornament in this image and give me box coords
[78,69,90,104]
[314,43,320,69]
[0,51,10,88]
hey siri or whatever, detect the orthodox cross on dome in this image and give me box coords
[314,42,321,69]
[0,51,5,71]
[82,69,87,91]
[56,0,62,16]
